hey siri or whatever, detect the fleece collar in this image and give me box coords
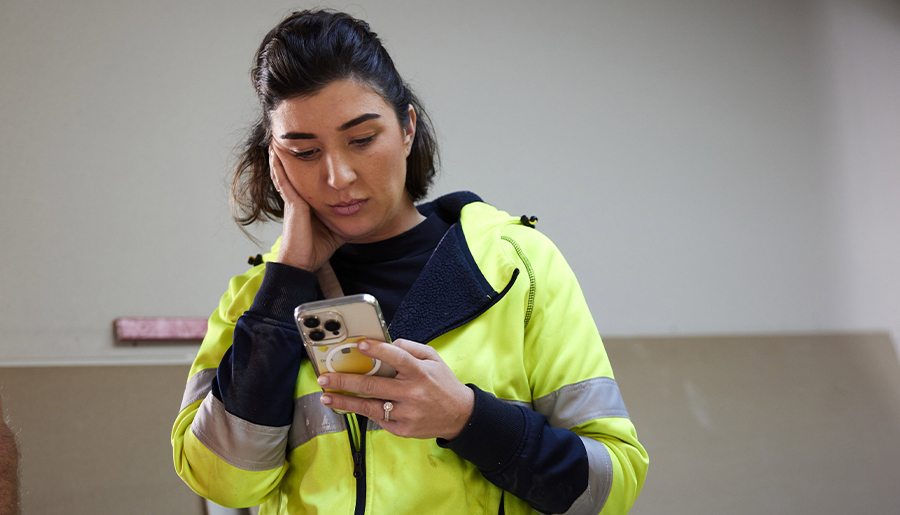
[388,191,519,343]
[263,191,521,343]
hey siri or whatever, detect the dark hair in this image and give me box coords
[231,9,439,227]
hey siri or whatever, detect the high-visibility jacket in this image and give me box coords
[172,192,648,514]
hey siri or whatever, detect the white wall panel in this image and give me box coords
[0,0,897,363]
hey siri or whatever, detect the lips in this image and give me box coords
[330,198,368,216]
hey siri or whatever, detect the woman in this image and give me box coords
[172,9,647,515]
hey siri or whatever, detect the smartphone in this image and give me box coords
[294,294,397,407]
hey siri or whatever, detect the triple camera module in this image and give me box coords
[302,314,344,342]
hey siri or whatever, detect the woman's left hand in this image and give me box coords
[318,339,475,440]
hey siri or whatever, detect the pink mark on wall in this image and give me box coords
[114,317,207,342]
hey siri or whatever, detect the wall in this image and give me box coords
[2,333,898,514]
[0,0,897,365]
[815,0,900,353]
[0,365,202,514]
[607,333,900,514]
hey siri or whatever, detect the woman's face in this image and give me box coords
[269,80,419,244]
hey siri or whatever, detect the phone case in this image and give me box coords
[294,294,397,382]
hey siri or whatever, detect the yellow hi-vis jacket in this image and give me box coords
[172,192,648,514]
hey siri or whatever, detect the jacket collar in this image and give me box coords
[388,192,519,343]
[417,190,483,223]
[264,191,519,344]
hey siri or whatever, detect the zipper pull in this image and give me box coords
[353,451,363,478]
[520,215,538,228]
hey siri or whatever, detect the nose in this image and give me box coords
[324,152,357,190]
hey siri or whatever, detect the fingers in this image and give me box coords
[356,339,438,375]
[317,365,404,422]
[268,147,282,195]
[320,390,397,424]
[317,339,473,440]
[388,339,440,361]
[318,371,396,400]
[319,375,401,425]
[268,146,301,203]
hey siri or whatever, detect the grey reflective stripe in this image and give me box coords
[191,393,289,471]
[500,398,532,410]
[533,377,629,428]
[180,368,217,411]
[287,391,347,450]
[358,417,391,432]
[560,436,614,515]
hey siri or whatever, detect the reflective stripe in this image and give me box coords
[359,418,390,432]
[501,398,533,410]
[191,393,288,471]
[287,391,347,450]
[180,368,217,411]
[533,377,629,428]
[530,378,622,514]
[367,417,383,432]
[504,384,618,515]
[561,436,614,515]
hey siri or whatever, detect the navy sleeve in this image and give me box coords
[438,384,589,514]
[210,262,323,427]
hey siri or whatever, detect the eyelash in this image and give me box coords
[292,149,319,160]
[351,135,375,147]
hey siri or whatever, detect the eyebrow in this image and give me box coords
[339,113,381,131]
[279,113,382,140]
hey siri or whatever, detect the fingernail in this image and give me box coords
[358,341,369,351]
[321,395,332,405]
[317,376,329,387]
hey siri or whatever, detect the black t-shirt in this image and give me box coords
[329,211,452,326]
[328,211,451,433]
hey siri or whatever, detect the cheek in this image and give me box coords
[376,148,409,187]
[283,165,317,198]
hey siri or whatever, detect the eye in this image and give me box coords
[292,148,320,161]
[351,135,375,148]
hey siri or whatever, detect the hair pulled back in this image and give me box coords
[231,9,439,227]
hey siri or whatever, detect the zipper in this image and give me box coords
[345,414,367,515]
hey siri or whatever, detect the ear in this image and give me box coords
[403,104,417,156]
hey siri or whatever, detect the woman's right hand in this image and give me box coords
[269,146,345,271]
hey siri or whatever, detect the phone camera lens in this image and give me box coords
[303,316,320,328]
[309,329,325,341]
[324,320,341,332]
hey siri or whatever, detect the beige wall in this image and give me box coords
[2,333,899,513]
[606,333,900,514]
[0,365,201,515]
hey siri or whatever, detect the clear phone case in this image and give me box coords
[294,294,397,381]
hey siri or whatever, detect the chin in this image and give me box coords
[326,219,379,244]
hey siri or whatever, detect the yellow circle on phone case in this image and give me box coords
[325,336,375,374]
[331,347,376,374]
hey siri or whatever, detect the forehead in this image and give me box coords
[270,80,394,131]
